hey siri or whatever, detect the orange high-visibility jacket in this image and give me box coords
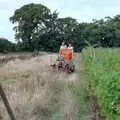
[62,49,72,60]
[59,46,65,55]
[68,47,73,57]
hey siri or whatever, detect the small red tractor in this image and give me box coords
[50,59,75,73]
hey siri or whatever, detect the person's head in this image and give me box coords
[64,45,67,49]
[62,42,65,46]
[68,43,72,47]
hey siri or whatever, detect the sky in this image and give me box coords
[0,0,120,42]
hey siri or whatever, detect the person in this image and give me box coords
[61,44,72,69]
[68,43,74,58]
[59,42,66,54]
[58,43,73,62]
[51,42,66,70]
[64,44,74,72]
[58,42,66,61]
[51,43,75,72]
[62,46,72,61]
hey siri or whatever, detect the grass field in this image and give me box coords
[0,53,79,120]
[82,47,120,120]
[0,49,119,120]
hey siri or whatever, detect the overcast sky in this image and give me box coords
[0,0,120,42]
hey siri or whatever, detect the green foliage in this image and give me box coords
[84,17,120,47]
[70,56,89,119]
[8,3,120,52]
[0,38,15,53]
[83,48,120,119]
[10,3,52,51]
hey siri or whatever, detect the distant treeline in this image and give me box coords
[0,38,15,53]
[0,3,120,53]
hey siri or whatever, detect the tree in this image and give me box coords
[58,17,78,41]
[72,23,89,51]
[104,15,120,47]
[10,3,120,52]
[10,3,51,51]
[83,16,120,48]
[0,38,15,52]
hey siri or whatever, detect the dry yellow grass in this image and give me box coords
[0,53,77,120]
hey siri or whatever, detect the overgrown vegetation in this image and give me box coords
[70,54,89,119]
[82,47,120,120]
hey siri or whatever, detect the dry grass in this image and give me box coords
[0,54,59,119]
[0,53,78,120]
[60,88,76,120]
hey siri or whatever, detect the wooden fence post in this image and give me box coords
[0,83,16,120]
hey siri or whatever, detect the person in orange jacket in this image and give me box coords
[59,42,66,54]
[62,47,72,61]
[58,42,66,61]
[68,43,74,58]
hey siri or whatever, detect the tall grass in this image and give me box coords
[70,54,89,120]
[0,55,64,120]
[0,54,78,120]
[82,47,120,120]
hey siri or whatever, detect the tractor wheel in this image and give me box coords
[58,62,62,71]
[70,65,75,72]
[64,64,71,73]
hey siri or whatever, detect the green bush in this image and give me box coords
[82,47,120,119]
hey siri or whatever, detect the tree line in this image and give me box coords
[0,38,15,53]
[0,3,120,53]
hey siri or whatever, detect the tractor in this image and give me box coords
[50,55,75,73]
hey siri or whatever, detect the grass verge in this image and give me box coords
[70,54,89,120]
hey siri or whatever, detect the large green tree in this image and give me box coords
[10,3,51,51]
